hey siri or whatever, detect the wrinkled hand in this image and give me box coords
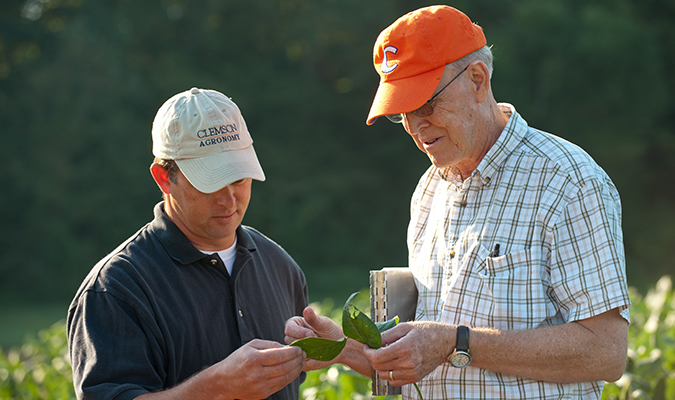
[211,339,305,400]
[363,322,455,386]
[285,307,345,371]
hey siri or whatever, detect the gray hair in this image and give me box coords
[447,45,494,78]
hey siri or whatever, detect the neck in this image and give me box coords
[456,99,509,180]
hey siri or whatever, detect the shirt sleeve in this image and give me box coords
[68,289,165,400]
[549,175,631,323]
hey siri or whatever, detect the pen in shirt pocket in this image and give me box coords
[489,243,500,257]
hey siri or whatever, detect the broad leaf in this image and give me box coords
[290,337,347,361]
[375,316,399,333]
[342,292,382,349]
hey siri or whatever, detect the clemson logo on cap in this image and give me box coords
[381,46,398,74]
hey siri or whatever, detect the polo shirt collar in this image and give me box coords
[149,202,257,266]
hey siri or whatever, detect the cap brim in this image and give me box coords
[176,145,266,194]
[366,65,446,125]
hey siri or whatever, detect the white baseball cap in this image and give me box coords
[151,87,266,193]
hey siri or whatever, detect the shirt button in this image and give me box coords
[459,199,467,207]
[239,310,244,317]
[449,250,456,259]
[484,176,491,183]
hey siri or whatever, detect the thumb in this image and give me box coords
[248,339,284,351]
[303,307,343,339]
[303,307,321,326]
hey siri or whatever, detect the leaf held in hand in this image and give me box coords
[290,337,347,361]
[342,292,383,349]
[375,316,399,333]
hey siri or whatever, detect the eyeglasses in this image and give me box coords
[385,64,469,124]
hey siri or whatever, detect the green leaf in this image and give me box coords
[342,292,382,349]
[290,337,347,361]
[375,316,399,333]
[340,296,420,398]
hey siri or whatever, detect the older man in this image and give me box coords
[286,5,630,400]
[68,87,307,400]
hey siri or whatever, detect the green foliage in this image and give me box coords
[0,322,74,400]
[291,337,347,362]
[1,277,675,399]
[300,364,376,400]
[1,0,674,305]
[375,317,400,334]
[602,276,675,400]
[342,292,383,349]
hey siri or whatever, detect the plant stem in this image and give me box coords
[413,382,423,400]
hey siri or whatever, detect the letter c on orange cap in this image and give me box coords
[381,46,398,74]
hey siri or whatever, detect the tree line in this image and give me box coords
[0,0,673,304]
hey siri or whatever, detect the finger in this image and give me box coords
[377,368,417,387]
[302,358,333,372]
[258,345,305,367]
[364,343,407,371]
[285,325,315,345]
[260,359,305,394]
[256,350,305,382]
[248,339,285,351]
[284,335,299,345]
[380,323,412,346]
[379,369,393,382]
[378,368,407,382]
[243,359,305,400]
[286,316,319,337]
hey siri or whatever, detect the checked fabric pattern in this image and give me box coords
[404,104,630,400]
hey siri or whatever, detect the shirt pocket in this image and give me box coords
[474,247,552,330]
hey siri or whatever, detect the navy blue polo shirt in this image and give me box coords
[67,202,308,400]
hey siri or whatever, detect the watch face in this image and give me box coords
[451,352,471,368]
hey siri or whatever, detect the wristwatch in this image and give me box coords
[448,325,472,368]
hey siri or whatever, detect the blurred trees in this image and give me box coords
[0,0,673,304]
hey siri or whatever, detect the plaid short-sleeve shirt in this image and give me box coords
[404,104,630,400]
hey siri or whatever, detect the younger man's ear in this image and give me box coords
[149,163,172,195]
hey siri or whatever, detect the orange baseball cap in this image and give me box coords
[366,6,487,125]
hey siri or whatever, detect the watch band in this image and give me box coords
[456,325,470,352]
[448,325,472,368]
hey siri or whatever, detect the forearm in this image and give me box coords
[367,308,628,386]
[135,366,229,400]
[470,309,628,383]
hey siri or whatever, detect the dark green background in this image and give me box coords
[1,0,673,313]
